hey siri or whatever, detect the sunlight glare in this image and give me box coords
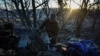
[67,0,80,9]
[70,2,79,9]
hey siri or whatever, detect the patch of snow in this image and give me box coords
[65,24,76,32]
[40,32,50,44]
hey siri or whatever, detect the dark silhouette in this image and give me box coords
[0,23,20,50]
[40,13,59,45]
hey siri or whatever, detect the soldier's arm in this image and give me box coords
[40,19,48,29]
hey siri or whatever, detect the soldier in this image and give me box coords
[40,13,59,45]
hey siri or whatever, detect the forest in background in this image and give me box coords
[0,0,99,37]
[0,0,100,55]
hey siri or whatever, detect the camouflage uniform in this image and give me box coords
[40,19,59,44]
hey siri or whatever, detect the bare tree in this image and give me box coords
[57,0,68,30]
[75,0,90,37]
[3,0,9,22]
[32,0,37,27]
[91,0,100,32]
[11,0,33,29]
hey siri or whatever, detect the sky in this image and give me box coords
[48,0,94,9]
[0,0,94,9]
[0,0,5,9]
[49,0,59,8]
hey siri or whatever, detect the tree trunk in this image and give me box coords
[12,0,26,27]
[92,17,98,32]
[57,0,65,29]
[4,0,9,22]
[20,0,32,28]
[32,0,37,28]
[92,5,99,32]
[75,0,89,37]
